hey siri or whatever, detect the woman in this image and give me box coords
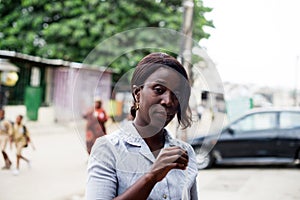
[87,52,198,199]
[83,98,108,154]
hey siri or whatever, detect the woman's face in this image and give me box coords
[94,101,101,109]
[134,67,183,131]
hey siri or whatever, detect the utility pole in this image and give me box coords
[178,0,194,141]
[181,0,194,81]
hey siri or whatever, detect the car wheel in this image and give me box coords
[296,150,300,168]
[194,147,214,170]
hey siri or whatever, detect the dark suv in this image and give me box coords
[190,108,300,169]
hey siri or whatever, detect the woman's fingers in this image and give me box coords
[155,146,189,168]
[150,146,189,181]
[163,154,188,167]
[159,146,188,163]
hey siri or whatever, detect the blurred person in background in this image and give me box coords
[83,98,108,154]
[0,108,13,169]
[11,115,32,175]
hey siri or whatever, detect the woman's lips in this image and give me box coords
[154,112,174,121]
[151,109,175,121]
[154,112,166,117]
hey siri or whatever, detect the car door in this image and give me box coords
[276,111,300,158]
[216,112,279,158]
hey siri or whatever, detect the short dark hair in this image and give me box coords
[130,52,192,129]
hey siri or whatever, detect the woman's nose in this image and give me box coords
[161,91,174,107]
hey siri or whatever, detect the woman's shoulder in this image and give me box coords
[90,126,134,160]
[93,124,130,147]
[93,130,121,147]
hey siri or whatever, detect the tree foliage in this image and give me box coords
[0,0,213,76]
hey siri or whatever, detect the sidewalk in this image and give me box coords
[0,120,89,200]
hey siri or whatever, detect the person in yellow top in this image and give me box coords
[12,115,31,175]
[0,108,13,169]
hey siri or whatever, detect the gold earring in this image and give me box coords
[134,102,139,110]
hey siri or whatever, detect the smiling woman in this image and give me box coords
[87,52,199,200]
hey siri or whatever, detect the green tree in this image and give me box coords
[0,0,213,76]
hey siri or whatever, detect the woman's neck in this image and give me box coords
[133,122,165,157]
[144,130,165,148]
[144,131,165,158]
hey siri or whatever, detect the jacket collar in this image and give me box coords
[120,121,180,163]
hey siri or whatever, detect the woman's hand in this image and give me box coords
[111,147,188,200]
[149,146,188,182]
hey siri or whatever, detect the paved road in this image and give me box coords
[0,121,88,200]
[1,120,300,200]
[198,166,300,200]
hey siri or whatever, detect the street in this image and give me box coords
[1,120,300,200]
[0,122,88,200]
[198,166,300,200]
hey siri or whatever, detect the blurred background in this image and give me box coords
[0,0,299,200]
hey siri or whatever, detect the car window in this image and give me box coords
[231,112,277,132]
[280,112,300,129]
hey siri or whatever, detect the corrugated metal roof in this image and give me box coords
[0,50,115,73]
[0,59,20,72]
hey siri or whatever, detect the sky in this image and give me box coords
[200,0,300,90]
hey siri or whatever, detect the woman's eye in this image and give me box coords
[153,86,165,94]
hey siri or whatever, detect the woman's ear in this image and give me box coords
[132,85,141,102]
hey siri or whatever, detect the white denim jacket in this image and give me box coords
[87,122,198,200]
